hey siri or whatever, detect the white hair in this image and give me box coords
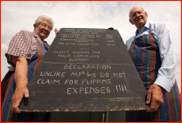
[129,6,145,19]
[35,15,54,30]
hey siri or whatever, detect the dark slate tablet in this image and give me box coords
[19,28,148,112]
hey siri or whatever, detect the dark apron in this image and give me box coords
[1,41,51,122]
[126,24,181,122]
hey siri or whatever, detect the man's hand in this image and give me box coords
[12,86,29,113]
[146,84,164,112]
[108,27,114,30]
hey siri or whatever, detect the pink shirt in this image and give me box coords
[5,30,49,67]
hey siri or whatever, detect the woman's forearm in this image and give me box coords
[14,57,28,87]
[12,56,29,113]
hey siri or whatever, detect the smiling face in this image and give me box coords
[129,6,148,32]
[33,20,52,41]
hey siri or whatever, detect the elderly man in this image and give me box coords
[125,6,181,122]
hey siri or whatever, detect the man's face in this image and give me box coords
[129,7,148,31]
[34,20,52,40]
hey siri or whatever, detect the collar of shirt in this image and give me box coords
[33,31,49,47]
[135,22,150,39]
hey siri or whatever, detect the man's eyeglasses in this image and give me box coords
[40,23,52,31]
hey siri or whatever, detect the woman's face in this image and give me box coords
[34,20,52,40]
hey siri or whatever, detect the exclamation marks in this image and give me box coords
[116,85,127,93]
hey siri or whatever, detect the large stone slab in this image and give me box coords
[19,28,148,112]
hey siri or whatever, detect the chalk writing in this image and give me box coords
[63,29,106,33]
[70,71,85,77]
[113,72,126,78]
[63,64,112,70]
[37,79,60,85]
[66,87,111,95]
[106,34,113,39]
[69,58,89,62]
[115,85,127,93]
[81,79,111,85]
[65,79,78,85]
[40,71,66,77]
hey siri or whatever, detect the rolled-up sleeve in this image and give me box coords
[154,24,176,92]
[5,30,34,66]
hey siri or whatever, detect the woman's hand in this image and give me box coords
[12,85,29,113]
[54,28,59,34]
[12,56,29,113]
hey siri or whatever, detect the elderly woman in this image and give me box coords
[1,15,54,122]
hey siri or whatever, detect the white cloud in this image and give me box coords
[1,43,9,79]
[1,1,181,92]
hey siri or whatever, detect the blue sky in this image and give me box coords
[1,1,181,92]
